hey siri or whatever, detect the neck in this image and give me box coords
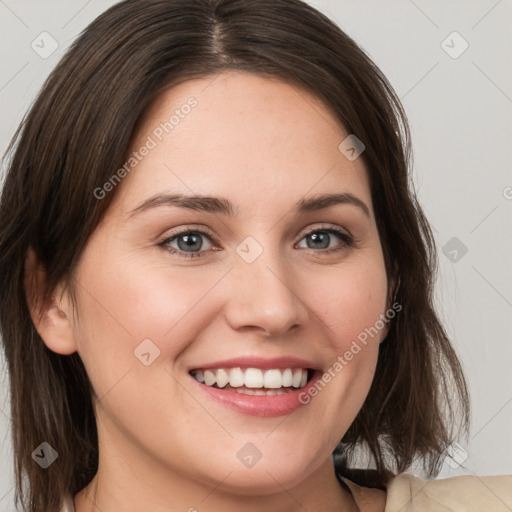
[74,429,358,512]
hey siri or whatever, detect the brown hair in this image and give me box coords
[0,0,469,510]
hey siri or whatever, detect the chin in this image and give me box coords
[194,446,326,495]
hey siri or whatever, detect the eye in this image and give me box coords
[296,225,354,254]
[158,224,354,259]
[158,229,216,259]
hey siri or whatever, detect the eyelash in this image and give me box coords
[158,224,355,259]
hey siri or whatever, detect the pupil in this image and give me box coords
[179,233,202,251]
[309,232,329,249]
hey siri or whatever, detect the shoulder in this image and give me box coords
[383,473,512,512]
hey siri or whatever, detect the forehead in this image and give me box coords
[110,70,372,219]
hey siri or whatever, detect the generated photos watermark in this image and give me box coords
[298,301,402,405]
[93,96,198,200]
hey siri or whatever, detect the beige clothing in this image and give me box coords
[346,473,512,512]
[62,473,512,511]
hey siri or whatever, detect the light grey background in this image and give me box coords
[1,0,511,509]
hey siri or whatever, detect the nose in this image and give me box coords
[223,247,307,338]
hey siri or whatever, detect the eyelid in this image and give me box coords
[296,222,352,240]
[160,224,217,241]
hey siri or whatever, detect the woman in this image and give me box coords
[0,1,510,511]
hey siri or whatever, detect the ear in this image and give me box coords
[24,246,78,355]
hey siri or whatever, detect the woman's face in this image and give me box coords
[62,70,389,494]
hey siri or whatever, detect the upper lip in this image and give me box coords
[188,356,321,372]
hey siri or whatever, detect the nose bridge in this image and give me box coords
[225,236,304,336]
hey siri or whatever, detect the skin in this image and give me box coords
[27,70,388,511]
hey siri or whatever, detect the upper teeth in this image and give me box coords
[192,367,309,389]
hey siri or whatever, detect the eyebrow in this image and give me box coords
[127,192,371,219]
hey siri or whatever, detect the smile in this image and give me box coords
[190,367,310,395]
[187,356,322,417]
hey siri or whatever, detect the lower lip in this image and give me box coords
[190,371,322,417]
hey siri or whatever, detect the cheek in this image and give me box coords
[69,251,227,393]
[306,253,389,352]
[297,254,387,418]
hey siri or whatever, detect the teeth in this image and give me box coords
[204,370,216,386]
[216,368,229,388]
[282,368,293,387]
[245,368,263,388]
[292,368,303,388]
[263,369,282,389]
[229,368,245,387]
[191,367,310,390]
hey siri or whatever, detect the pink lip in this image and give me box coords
[189,370,323,418]
[188,355,320,371]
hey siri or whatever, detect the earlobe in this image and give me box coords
[24,246,78,355]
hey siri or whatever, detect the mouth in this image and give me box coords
[188,358,323,417]
[189,367,313,396]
